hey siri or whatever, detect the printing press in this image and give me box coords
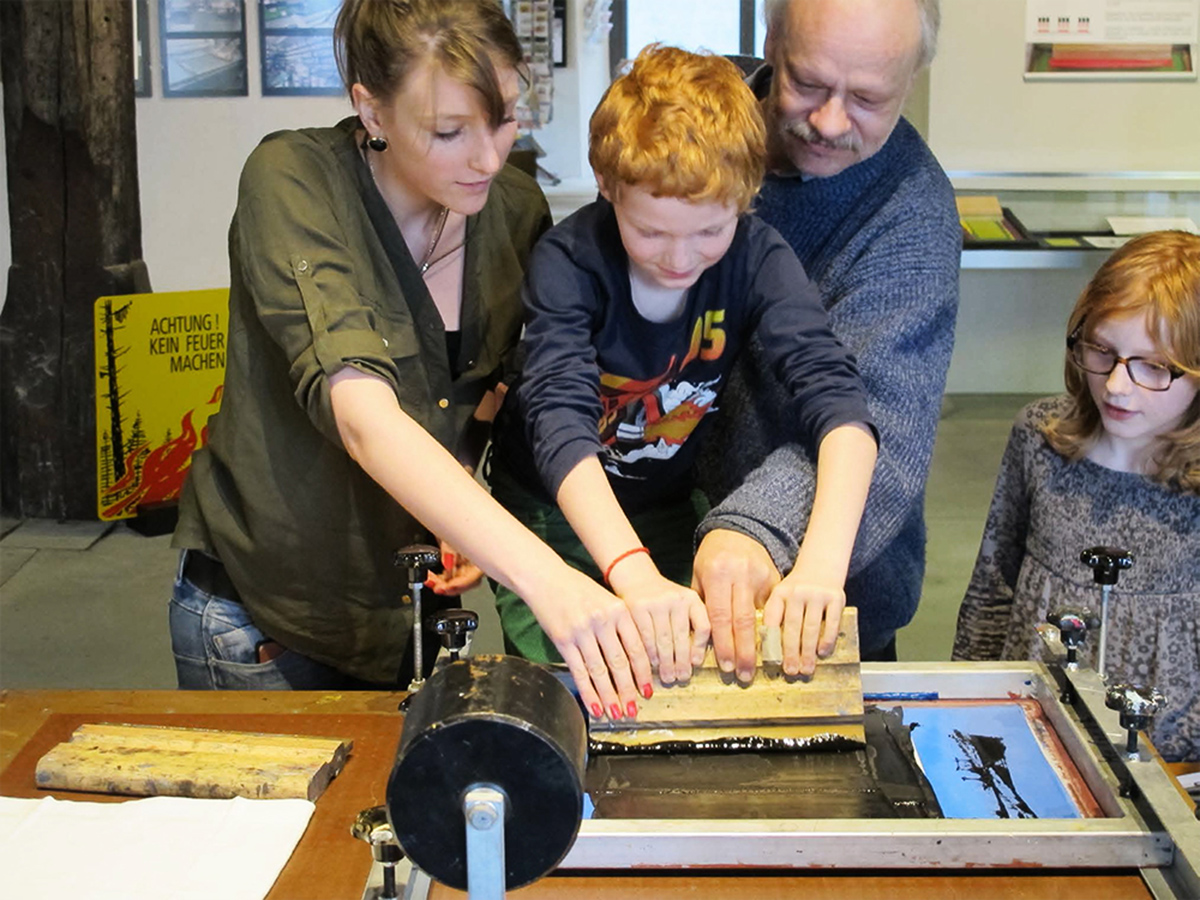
[359,545,1200,900]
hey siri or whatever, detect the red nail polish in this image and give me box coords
[590,703,603,718]
[610,703,622,720]
[443,552,455,570]
[641,683,653,699]
[626,701,638,718]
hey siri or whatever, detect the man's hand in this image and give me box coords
[692,529,781,682]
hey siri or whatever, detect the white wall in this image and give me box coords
[138,0,359,293]
[136,0,609,293]
[929,0,1200,177]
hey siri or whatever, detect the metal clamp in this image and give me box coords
[1080,546,1133,679]
[352,806,405,900]
[394,545,442,692]
[432,609,479,662]
[1105,683,1166,759]
[463,785,507,900]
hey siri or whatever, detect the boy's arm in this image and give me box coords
[556,456,710,685]
[764,422,877,676]
[508,216,708,685]
[514,244,610,501]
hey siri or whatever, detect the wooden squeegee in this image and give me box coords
[590,608,865,751]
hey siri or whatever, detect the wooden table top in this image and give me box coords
[2,688,1189,900]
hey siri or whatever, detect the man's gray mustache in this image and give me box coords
[783,119,860,152]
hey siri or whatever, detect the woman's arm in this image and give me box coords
[329,367,652,719]
[556,456,710,685]
[763,422,877,676]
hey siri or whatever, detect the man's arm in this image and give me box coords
[701,227,959,569]
[696,184,961,665]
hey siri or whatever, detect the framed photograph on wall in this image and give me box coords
[1024,0,1197,81]
[134,0,151,96]
[553,0,567,67]
[260,0,342,96]
[159,0,249,97]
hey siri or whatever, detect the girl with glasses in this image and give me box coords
[953,230,1200,762]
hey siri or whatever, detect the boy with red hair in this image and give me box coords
[490,45,877,709]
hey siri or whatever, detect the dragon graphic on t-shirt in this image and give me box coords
[596,309,727,478]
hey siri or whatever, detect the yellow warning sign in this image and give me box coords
[94,290,228,520]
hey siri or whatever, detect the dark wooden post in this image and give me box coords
[1,0,151,519]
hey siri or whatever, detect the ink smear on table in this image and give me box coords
[906,704,1080,819]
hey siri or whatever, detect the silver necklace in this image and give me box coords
[418,205,450,275]
[366,149,449,276]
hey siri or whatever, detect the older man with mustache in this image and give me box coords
[694,0,961,681]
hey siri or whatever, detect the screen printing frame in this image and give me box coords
[560,662,1200,899]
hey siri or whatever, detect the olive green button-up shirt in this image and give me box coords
[173,118,551,683]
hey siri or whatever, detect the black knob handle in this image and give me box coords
[1105,683,1166,756]
[431,609,479,658]
[1047,607,1099,649]
[351,805,405,863]
[1080,546,1134,585]
[1048,607,1100,668]
[431,608,478,638]
[351,805,404,899]
[394,544,442,584]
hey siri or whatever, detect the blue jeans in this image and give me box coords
[168,551,372,690]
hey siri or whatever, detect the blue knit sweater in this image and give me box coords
[697,112,962,655]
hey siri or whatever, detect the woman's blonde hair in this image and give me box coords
[1045,230,1200,492]
[588,44,766,213]
[334,0,522,127]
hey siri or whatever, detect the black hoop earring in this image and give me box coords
[366,135,388,152]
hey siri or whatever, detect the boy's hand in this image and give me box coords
[424,540,484,596]
[528,564,653,723]
[608,554,709,686]
[763,557,846,677]
[692,529,780,682]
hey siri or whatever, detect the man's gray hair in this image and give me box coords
[763,0,941,70]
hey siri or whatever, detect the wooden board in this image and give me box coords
[593,609,864,748]
[34,722,352,801]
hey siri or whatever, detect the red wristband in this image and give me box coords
[603,546,650,587]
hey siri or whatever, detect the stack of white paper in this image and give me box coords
[0,795,314,900]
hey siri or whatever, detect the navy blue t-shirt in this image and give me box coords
[493,197,872,513]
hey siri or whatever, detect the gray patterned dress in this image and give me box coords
[953,396,1200,762]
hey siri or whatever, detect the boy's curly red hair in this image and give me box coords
[588,44,766,213]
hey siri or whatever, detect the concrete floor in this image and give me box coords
[0,394,1033,689]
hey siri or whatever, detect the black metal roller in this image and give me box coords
[387,655,586,891]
